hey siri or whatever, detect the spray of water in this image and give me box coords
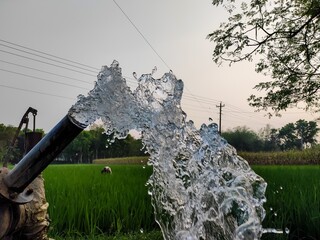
[69,61,267,240]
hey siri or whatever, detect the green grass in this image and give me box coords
[253,165,320,240]
[43,164,320,240]
[43,164,158,238]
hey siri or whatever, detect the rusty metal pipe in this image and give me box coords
[4,114,85,193]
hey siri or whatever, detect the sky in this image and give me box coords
[0,0,318,134]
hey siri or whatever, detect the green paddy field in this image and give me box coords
[43,163,320,240]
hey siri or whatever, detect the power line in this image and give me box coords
[0,49,96,77]
[224,108,267,120]
[223,111,268,127]
[0,40,288,129]
[0,39,142,86]
[0,39,145,83]
[111,2,211,113]
[0,59,92,85]
[182,105,212,113]
[0,36,212,115]
[0,38,100,71]
[183,93,221,103]
[0,43,97,73]
[0,59,267,126]
[0,68,90,90]
[0,83,75,100]
[112,0,171,70]
[183,95,220,105]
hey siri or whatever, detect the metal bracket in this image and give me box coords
[0,168,33,204]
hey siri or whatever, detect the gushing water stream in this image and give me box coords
[69,61,267,240]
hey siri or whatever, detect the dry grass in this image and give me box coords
[92,156,149,165]
[239,148,320,165]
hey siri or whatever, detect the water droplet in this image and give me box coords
[274,212,278,217]
[111,60,119,68]
[152,66,157,75]
[262,228,284,234]
[269,207,273,211]
[285,227,290,234]
[280,186,283,190]
[140,228,144,233]
[133,72,137,79]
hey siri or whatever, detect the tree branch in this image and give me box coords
[288,11,320,38]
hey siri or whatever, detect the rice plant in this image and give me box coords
[43,164,320,240]
[43,164,158,237]
[253,165,320,240]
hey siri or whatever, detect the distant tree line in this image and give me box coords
[0,123,22,162]
[1,119,318,165]
[57,125,146,164]
[0,123,146,165]
[222,119,319,152]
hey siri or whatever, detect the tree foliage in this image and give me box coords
[0,124,45,163]
[222,119,319,151]
[208,0,320,114]
[0,122,146,165]
[58,126,146,164]
[0,123,18,161]
[296,119,319,147]
[278,123,297,150]
[276,119,319,149]
[222,126,264,151]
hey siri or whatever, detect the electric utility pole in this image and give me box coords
[216,102,225,135]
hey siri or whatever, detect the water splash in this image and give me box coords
[263,227,290,235]
[151,66,157,76]
[133,72,138,79]
[69,60,267,240]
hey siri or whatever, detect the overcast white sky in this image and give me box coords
[0,0,317,134]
